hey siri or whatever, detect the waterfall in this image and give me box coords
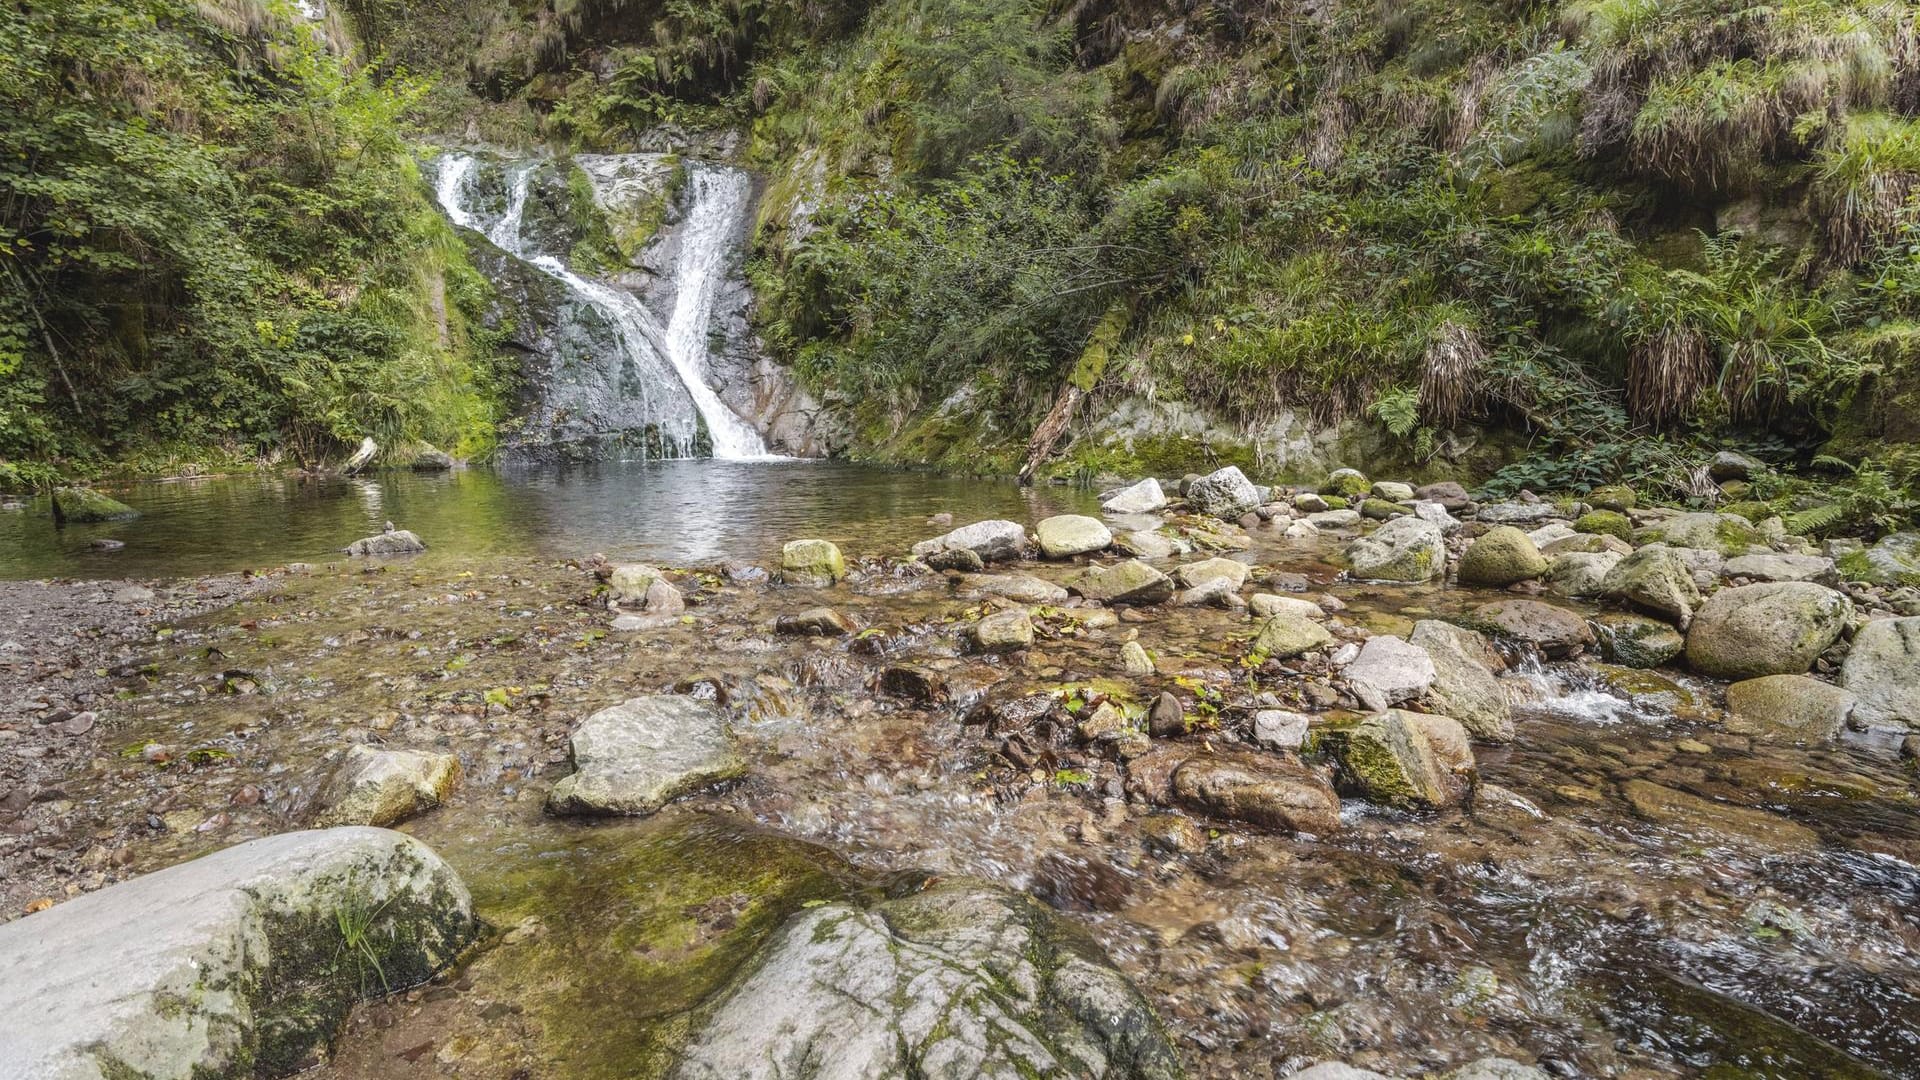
[432,151,771,460]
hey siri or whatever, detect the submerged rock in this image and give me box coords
[1725,675,1856,742]
[1456,526,1548,586]
[1346,517,1446,582]
[547,696,744,816]
[1683,581,1851,679]
[775,607,855,636]
[1320,710,1475,809]
[1067,560,1174,604]
[960,572,1070,603]
[50,486,139,524]
[315,745,459,827]
[914,519,1031,564]
[1170,750,1340,833]
[345,529,427,556]
[1101,478,1167,515]
[0,828,475,1080]
[1035,514,1113,558]
[1251,593,1325,620]
[673,878,1182,1080]
[1839,616,1920,730]
[779,539,846,587]
[1621,780,1817,849]
[1185,465,1261,518]
[1410,620,1512,743]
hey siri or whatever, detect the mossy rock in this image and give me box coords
[1593,613,1684,668]
[50,486,138,523]
[1321,495,1351,511]
[1586,484,1637,512]
[1360,498,1411,521]
[1322,470,1372,500]
[1456,525,1548,586]
[1573,510,1633,543]
[1632,512,1767,557]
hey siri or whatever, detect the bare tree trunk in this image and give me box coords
[1018,384,1083,486]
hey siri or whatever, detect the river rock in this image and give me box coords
[608,563,667,604]
[960,573,1069,603]
[1472,599,1595,658]
[779,539,845,586]
[1723,552,1837,584]
[1457,526,1548,586]
[1413,500,1463,534]
[345,529,426,556]
[1101,478,1167,514]
[1633,512,1765,556]
[914,519,1031,564]
[1251,593,1324,619]
[1474,502,1558,525]
[1067,560,1174,604]
[1324,468,1372,500]
[974,609,1035,651]
[1173,575,1244,608]
[1252,709,1312,751]
[1308,509,1362,529]
[1320,710,1475,809]
[1170,750,1340,833]
[1839,616,1920,729]
[1342,635,1436,711]
[1371,481,1415,502]
[1410,620,1513,743]
[1251,613,1335,659]
[1593,612,1684,668]
[0,828,475,1080]
[1572,509,1633,541]
[1121,640,1155,675]
[1172,557,1249,590]
[1683,581,1852,679]
[315,745,459,827]
[1602,547,1703,624]
[1114,530,1178,559]
[1710,449,1765,480]
[547,696,744,816]
[1725,675,1857,741]
[1843,532,1920,585]
[50,486,139,523]
[673,878,1181,1080]
[1621,780,1818,849]
[1035,514,1112,558]
[410,447,456,470]
[1542,532,1632,556]
[1547,551,1623,598]
[1415,480,1472,510]
[1185,465,1262,518]
[775,607,855,636]
[1346,517,1446,582]
[1293,492,1331,512]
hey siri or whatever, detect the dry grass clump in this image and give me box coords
[1419,319,1487,428]
[1814,111,1920,264]
[1627,324,1715,428]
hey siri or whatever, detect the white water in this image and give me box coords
[432,152,770,460]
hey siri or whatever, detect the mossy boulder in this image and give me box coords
[1838,532,1920,586]
[1602,547,1703,624]
[1066,559,1174,605]
[1632,512,1766,557]
[1546,551,1624,598]
[1457,526,1548,586]
[1573,510,1633,542]
[1346,516,1446,582]
[1839,616,1920,730]
[1250,613,1335,659]
[1586,484,1637,512]
[50,486,138,523]
[1594,613,1684,668]
[1322,468,1372,500]
[1360,498,1410,520]
[973,608,1035,651]
[1725,675,1857,742]
[779,539,846,587]
[1683,582,1852,680]
[1318,710,1476,809]
[1409,620,1513,743]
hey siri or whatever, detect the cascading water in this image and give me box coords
[432,151,771,460]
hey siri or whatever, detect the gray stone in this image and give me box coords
[345,529,426,556]
[1185,465,1262,518]
[974,609,1035,651]
[1413,500,1463,533]
[1346,517,1446,582]
[1292,1067,1394,1080]
[409,448,456,471]
[1443,1060,1552,1080]
[1252,709,1312,751]
[1293,492,1331,512]
[1101,478,1168,515]
[1457,526,1548,586]
[1725,675,1856,741]
[315,745,459,827]
[1035,515,1112,558]
[547,696,744,816]
[1307,509,1362,529]
[1546,551,1623,598]
[1342,635,1436,711]
[1172,576,1244,608]
[1250,593,1325,620]
[1121,640,1155,675]
[1251,614,1335,659]
[914,520,1031,564]
[780,539,846,587]
[1633,512,1765,556]
[1602,547,1703,624]
[1710,449,1765,480]
[1724,552,1837,584]
[1371,481,1415,502]
[608,563,669,606]
[0,829,474,1080]
[1410,620,1513,743]
[1067,560,1174,605]
[1684,582,1852,679]
[1172,557,1249,590]
[1844,532,1920,585]
[960,573,1070,604]
[775,607,855,636]
[1113,530,1178,559]
[1170,750,1340,833]
[673,879,1181,1080]
[1840,616,1920,730]
[1474,502,1558,525]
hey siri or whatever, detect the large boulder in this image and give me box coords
[345,529,426,556]
[1319,710,1475,809]
[1410,620,1513,743]
[1474,502,1558,525]
[1839,616,1920,730]
[674,878,1182,1080]
[1633,512,1766,556]
[1593,613,1684,668]
[547,696,744,816]
[1185,465,1262,518]
[0,829,475,1080]
[1840,532,1920,586]
[1035,515,1112,558]
[314,745,459,827]
[1602,547,1703,624]
[1683,582,1852,680]
[1250,614,1335,659]
[1457,526,1548,586]
[1346,517,1446,582]
[1472,599,1595,658]
[1546,551,1623,598]
[914,520,1031,564]
[1066,560,1174,605]
[1725,675,1857,742]
[1724,552,1837,584]
[50,487,139,523]
[1101,478,1167,515]
[1342,635,1436,711]
[1170,750,1341,834]
[780,539,846,587]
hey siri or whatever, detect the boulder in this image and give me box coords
[1114,530,1178,559]
[673,879,1182,1080]
[1457,526,1548,586]
[1307,509,1362,529]
[1185,465,1262,518]
[1724,552,1838,584]
[1683,582,1852,679]
[1346,517,1447,582]
[1101,478,1168,514]
[1172,576,1244,608]
[1066,560,1174,605]
[1172,557,1250,591]
[345,529,426,556]
[1841,532,1920,585]
[1573,510,1633,542]
[1035,514,1113,558]
[0,829,475,1080]
[409,448,456,471]
[50,487,139,523]
[1839,616,1920,729]
[973,609,1035,652]
[1541,532,1631,557]
[780,539,846,587]
[1415,480,1472,510]
[914,520,1030,564]
[1251,709,1313,751]
[1725,675,1857,742]
[608,564,684,613]
[1323,468,1372,500]
[547,696,743,816]
[1413,500,1464,534]
[1632,512,1765,557]
[1410,620,1512,743]
[1170,750,1340,833]
[1474,502,1558,525]
[775,607,855,636]
[1293,492,1331,512]
[1250,614,1335,659]
[1371,481,1415,502]
[1250,593,1325,620]
[1593,613,1684,668]
[1341,635,1436,711]
[315,745,458,828]
[1602,547,1703,624]
[1546,551,1623,598]
[1360,498,1408,520]
[959,573,1069,604]
[1320,710,1475,809]
[1586,484,1637,511]
[1710,449,1766,480]
[1472,599,1595,658]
